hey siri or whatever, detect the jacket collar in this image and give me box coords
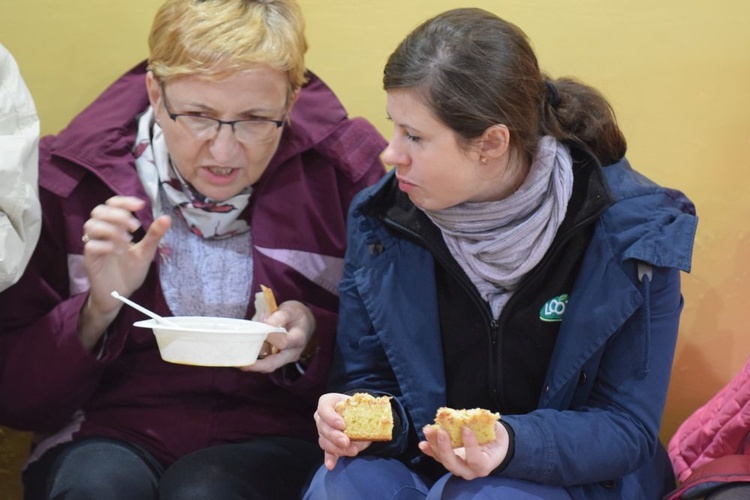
[355,144,697,275]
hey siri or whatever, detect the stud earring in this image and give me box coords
[480,156,488,165]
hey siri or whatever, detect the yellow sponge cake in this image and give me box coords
[335,393,393,442]
[424,407,500,448]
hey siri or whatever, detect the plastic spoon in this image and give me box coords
[111,291,180,328]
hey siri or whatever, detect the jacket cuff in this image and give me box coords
[494,419,516,473]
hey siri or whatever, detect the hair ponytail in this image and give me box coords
[541,77,627,165]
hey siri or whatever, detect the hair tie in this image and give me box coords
[545,80,560,108]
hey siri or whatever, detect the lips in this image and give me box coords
[199,166,241,187]
[206,166,235,176]
[395,174,415,187]
[395,174,417,194]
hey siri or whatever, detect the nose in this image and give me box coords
[382,137,408,169]
[208,123,241,163]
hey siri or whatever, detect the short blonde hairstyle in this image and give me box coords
[148,0,308,90]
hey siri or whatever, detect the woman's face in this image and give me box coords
[382,89,520,211]
[146,66,290,202]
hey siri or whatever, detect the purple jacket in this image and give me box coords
[0,62,386,465]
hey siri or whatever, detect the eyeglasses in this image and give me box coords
[160,83,285,145]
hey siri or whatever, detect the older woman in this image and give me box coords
[0,0,385,498]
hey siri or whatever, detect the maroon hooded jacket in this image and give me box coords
[0,62,386,466]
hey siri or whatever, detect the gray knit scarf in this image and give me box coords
[423,136,574,318]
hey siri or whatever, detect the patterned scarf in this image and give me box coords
[134,107,251,239]
[424,136,574,318]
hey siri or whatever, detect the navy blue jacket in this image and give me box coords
[330,155,697,499]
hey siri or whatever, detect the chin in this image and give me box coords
[193,184,242,202]
[405,189,446,211]
[408,194,431,211]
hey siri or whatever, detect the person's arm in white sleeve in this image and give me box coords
[0,43,41,292]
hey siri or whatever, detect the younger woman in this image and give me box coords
[307,8,696,499]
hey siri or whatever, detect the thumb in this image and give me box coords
[135,215,172,258]
[324,452,339,471]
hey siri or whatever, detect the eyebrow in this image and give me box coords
[385,110,423,135]
[172,98,284,117]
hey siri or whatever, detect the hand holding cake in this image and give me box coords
[314,393,377,471]
[240,285,317,374]
[420,406,510,480]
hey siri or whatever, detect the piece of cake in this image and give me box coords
[252,284,279,356]
[252,284,278,321]
[424,407,500,448]
[335,393,394,441]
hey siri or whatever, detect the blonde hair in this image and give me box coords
[148,0,308,90]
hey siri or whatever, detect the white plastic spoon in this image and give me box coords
[111,291,180,328]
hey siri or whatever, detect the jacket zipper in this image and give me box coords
[488,207,606,408]
[382,205,604,409]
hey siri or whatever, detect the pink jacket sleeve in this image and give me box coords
[668,356,750,482]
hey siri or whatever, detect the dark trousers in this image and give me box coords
[707,483,750,499]
[23,436,321,500]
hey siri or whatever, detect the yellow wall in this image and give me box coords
[2,1,749,497]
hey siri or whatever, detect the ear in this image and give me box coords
[286,88,301,113]
[479,124,510,160]
[145,71,162,109]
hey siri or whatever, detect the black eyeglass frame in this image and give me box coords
[159,82,285,136]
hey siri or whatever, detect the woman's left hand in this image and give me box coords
[240,300,315,373]
[419,422,510,480]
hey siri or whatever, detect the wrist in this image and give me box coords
[295,301,317,365]
[299,331,317,366]
[77,294,120,352]
[494,420,515,473]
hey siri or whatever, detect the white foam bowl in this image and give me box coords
[134,316,285,367]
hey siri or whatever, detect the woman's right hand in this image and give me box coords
[78,196,171,351]
[314,393,372,470]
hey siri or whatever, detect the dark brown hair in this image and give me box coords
[383,8,626,165]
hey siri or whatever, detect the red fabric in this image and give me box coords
[665,455,750,499]
[668,356,750,497]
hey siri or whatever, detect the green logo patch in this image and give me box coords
[540,294,569,322]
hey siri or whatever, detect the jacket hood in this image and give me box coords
[600,157,697,273]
